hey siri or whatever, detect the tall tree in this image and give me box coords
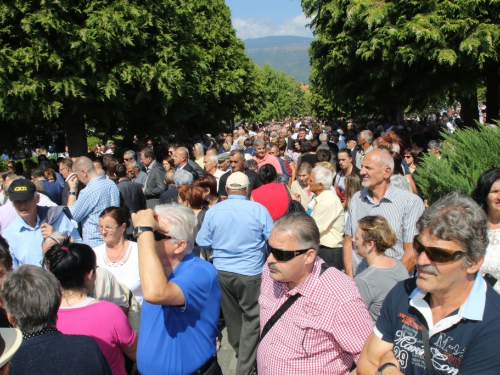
[302,0,500,124]
[0,0,261,155]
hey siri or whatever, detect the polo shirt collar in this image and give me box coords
[226,195,248,201]
[408,272,486,335]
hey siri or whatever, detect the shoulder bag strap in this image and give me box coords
[260,293,301,342]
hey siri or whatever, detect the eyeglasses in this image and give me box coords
[266,241,311,261]
[98,225,120,233]
[154,231,174,241]
[413,236,467,263]
[404,155,412,159]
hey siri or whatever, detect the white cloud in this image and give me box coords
[232,13,313,40]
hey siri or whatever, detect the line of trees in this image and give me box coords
[0,0,310,155]
[301,0,500,125]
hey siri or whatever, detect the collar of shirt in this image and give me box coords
[65,173,75,182]
[360,183,397,204]
[226,195,249,201]
[315,189,334,204]
[408,272,486,336]
[87,174,106,187]
[277,256,324,298]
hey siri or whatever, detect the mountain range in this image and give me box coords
[244,36,313,84]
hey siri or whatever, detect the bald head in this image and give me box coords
[73,156,98,185]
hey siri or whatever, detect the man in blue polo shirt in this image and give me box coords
[358,193,500,374]
[197,172,273,375]
[132,204,222,375]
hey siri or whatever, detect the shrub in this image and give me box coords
[414,123,500,204]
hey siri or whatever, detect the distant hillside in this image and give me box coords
[244,36,313,84]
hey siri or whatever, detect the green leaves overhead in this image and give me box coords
[302,0,500,120]
[0,0,263,147]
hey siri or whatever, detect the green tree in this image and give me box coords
[301,0,500,124]
[251,64,309,121]
[0,0,261,155]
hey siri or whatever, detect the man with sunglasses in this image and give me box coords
[358,193,500,374]
[258,212,373,374]
[197,171,273,375]
[132,204,222,375]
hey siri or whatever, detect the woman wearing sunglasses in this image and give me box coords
[353,215,409,322]
[472,168,500,292]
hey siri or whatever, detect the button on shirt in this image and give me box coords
[257,257,373,374]
[345,184,424,275]
[69,175,120,248]
[3,211,81,268]
[196,195,273,276]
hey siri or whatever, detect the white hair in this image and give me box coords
[155,203,197,254]
[206,155,218,163]
[312,166,333,190]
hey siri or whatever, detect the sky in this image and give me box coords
[225,0,314,40]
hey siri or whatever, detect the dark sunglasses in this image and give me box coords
[413,236,466,263]
[154,231,173,241]
[266,241,311,261]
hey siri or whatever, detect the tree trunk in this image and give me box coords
[64,109,87,157]
[459,88,479,129]
[485,59,500,124]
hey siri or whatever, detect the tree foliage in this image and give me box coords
[0,0,262,154]
[414,123,500,204]
[302,0,500,123]
[250,64,309,121]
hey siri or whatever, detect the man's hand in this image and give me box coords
[131,209,159,230]
[40,223,55,239]
[68,175,78,190]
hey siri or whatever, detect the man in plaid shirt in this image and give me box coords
[257,212,373,374]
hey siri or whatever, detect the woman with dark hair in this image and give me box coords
[251,164,290,221]
[162,156,174,172]
[403,148,418,174]
[334,148,358,203]
[93,207,143,303]
[194,173,220,208]
[45,239,137,375]
[353,216,408,321]
[472,168,500,292]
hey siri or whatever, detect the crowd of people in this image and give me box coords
[0,115,498,374]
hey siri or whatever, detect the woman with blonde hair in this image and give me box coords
[193,143,205,170]
[353,215,409,322]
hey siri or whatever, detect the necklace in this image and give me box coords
[104,242,132,267]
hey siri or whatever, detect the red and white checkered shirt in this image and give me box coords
[257,257,373,374]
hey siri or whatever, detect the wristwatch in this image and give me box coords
[68,191,76,196]
[133,226,153,239]
[377,363,398,374]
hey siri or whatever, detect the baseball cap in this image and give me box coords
[226,172,249,189]
[7,179,36,202]
[0,328,22,368]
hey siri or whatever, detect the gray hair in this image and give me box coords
[3,265,61,333]
[253,138,266,148]
[42,232,76,253]
[390,175,412,192]
[244,159,258,169]
[319,133,328,142]
[366,149,394,174]
[417,192,489,267]
[173,169,194,186]
[428,140,441,151]
[235,144,245,151]
[359,130,373,144]
[155,203,198,254]
[123,150,136,160]
[312,166,333,190]
[273,212,320,252]
[206,155,218,163]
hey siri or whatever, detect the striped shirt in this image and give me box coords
[69,175,120,248]
[345,184,424,275]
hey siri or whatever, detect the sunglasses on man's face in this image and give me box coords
[266,241,311,261]
[413,236,467,263]
[154,231,173,241]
